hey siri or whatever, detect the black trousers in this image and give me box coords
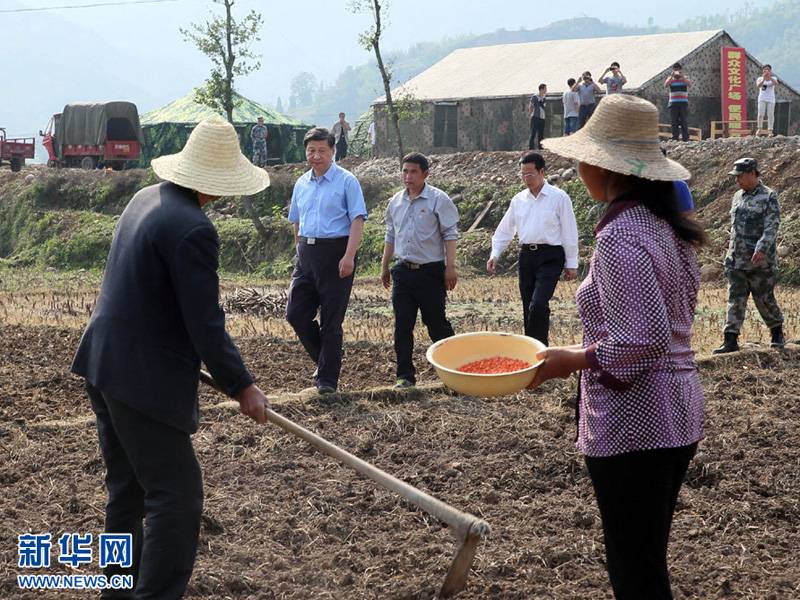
[528,116,545,150]
[87,383,203,600]
[286,238,355,389]
[518,245,564,346]
[335,137,348,160]
[578,103,596,129]
[391,262,455,383]
[585,443,698,600]
[670,104,689,141]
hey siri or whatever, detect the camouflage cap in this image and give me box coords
[728,157,758,176]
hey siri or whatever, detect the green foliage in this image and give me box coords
[677,0,800,89]
[9,211,116,269]
[181,0,263,122]
[215,217,295,273]
[560,179,603,246]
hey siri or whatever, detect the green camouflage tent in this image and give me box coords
[139,90,312,166]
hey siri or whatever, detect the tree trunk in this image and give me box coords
[223,0,268,249]
[223,0,235,124]
[371,0,403,165]
[241,195,271,240]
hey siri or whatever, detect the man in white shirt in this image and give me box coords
[756,64,779,136]
[487,151,579,346]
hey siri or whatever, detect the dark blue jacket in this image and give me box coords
[71,182,253,433]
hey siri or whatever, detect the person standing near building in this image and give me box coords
[332,112,351,161]
[250,116,269,167]
[714,157,784,354]
[286,127,368,393]
[70,117,271,599]
[487,151,578,347]
[367,120,377,158]
[756,64,779,136]
[665,63,691,141]
[528,83,547,150]
[600,62,627,94]
[562,78,580,136]
[573,72,602,129]
[381,152,459,388]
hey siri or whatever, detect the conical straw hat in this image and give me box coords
[151,116,270,196]
[542,94,690,181]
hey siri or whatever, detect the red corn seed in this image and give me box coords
[457,356,531,374]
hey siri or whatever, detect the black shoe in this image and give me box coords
[712,332,739,354]
[317,385,336,395]
[770,326,785,349]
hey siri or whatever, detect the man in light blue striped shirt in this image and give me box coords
[286,127,368,394]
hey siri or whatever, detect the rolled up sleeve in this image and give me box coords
[345,176,368,222]
[587,234,671,390]
[288,181,300,224]
[384,201,395,244]
[436,193,460,241]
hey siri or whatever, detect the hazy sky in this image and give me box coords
[2,0,773,142]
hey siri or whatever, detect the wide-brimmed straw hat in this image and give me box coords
[542,94,690,181]
[151,116,270,196]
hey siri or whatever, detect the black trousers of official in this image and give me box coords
[335,137,348,161]
[87,383,203,600]
[585,443,698,600]
[670,103,689,141]
[518,245,564,347]
[528,116,545,150]
[391,262,455,384]
[286,238,355,389]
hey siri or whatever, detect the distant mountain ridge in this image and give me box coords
[290,4,800,127]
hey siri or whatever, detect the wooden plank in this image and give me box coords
[467,200,494,232]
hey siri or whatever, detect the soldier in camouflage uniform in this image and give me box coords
[714,157,785,353]
[250,117,269,167]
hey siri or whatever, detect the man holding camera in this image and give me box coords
[600,62,627,94]
[664,63,691,141]
[572,71,602,129]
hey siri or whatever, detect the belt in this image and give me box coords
[298,236,348,245]
[520,243,559,252]
[396,260,444,270]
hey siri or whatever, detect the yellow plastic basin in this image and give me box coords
[426,332,546,397]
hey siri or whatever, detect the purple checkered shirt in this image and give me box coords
[575,199,705,457]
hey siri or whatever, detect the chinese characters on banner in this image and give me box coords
[721,47,748,137]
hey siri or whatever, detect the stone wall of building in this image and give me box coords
[374,32,800,157]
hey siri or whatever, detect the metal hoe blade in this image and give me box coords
[200,370,490,597]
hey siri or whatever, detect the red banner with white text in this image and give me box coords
[721,47,748,136]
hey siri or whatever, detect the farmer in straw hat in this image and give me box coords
[531,94,707,599]
[71,116,270,599]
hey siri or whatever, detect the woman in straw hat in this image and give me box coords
[71,116,271,598]
[531,94,707,599]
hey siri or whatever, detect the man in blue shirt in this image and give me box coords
[286,127,368,394]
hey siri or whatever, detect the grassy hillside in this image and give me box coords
[1,134,798,283]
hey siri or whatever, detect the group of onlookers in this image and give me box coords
[530,62,628,149]
[528,61,781,150]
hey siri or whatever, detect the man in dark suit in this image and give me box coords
[71,117,271,599]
